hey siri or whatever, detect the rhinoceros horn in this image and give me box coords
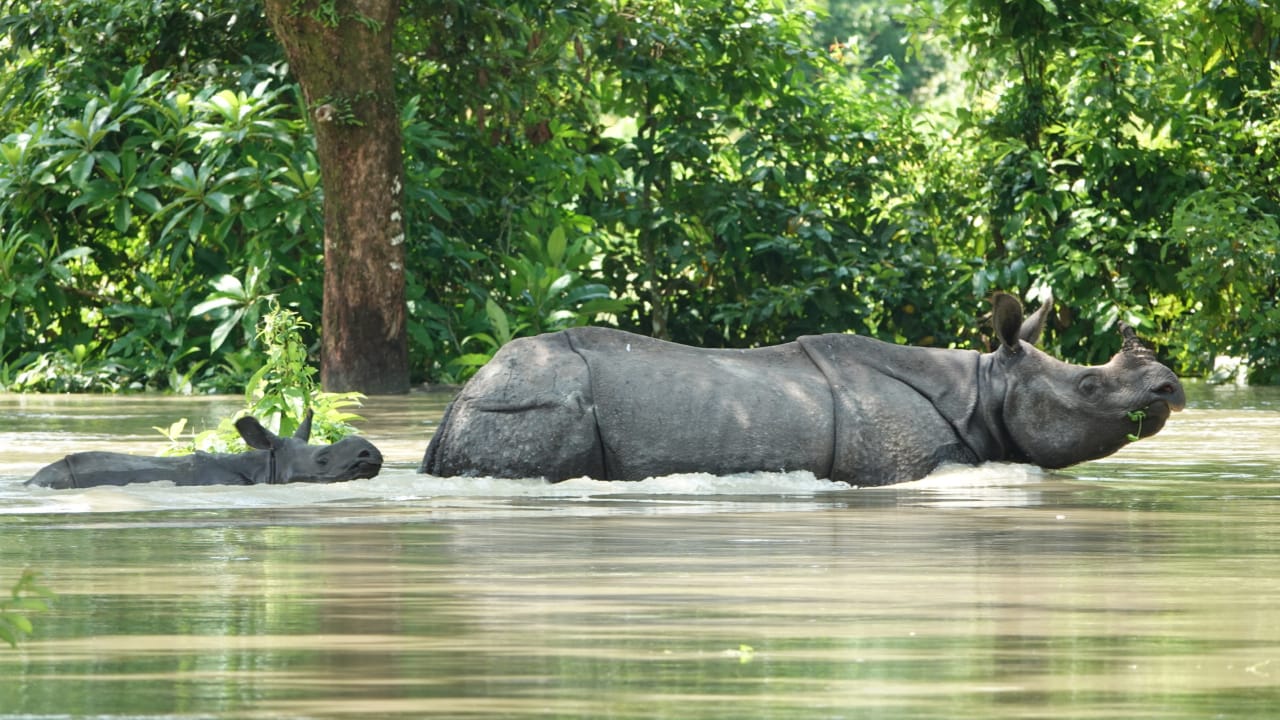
[1118,322,1157,360]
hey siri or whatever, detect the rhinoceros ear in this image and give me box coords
[293,409,314,442]
[235,415,281,451]
[1018,293,1053,346]
[991,292,1025,351]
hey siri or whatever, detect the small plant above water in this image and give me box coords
[159,303,365,454]
[1,570,53,649]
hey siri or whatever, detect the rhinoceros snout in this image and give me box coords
[1151,380,1186,413]
[1128,374,1185,439]
[349,447,383,479]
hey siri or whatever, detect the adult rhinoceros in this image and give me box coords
[420,294,1185,486]
[27,411,383,489]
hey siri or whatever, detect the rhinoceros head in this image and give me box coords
[992,293,1186,469]
[235,410,383,484]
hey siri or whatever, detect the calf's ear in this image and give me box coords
[293,409,314,442]
[1018,293,1053,345]
[235,416,280,450]
[991,292,1025,351]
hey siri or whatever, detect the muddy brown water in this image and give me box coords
[2,384,1280,718]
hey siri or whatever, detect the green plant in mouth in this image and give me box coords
[1126,409,1147,443]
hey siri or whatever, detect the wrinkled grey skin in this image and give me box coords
[27,411,383,489]
[421,294,1186,486]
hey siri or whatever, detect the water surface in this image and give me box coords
[2,385,1280,718]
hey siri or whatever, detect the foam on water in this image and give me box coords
[0,462,1052,517]
[901,461,1045,488]
[0,467,848,514]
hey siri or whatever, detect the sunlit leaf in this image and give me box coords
[547,225,567,266]
[69,154,95,186]
[204,191,232,215]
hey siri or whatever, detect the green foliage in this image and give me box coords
[2,0,1279,388]
[190,269,277,354]
[0,4,318,390]
[813,0,956,102]
[160,304,364,454]
[404,0,974,371]
[1,570,54,649]
[910,0,1279,371]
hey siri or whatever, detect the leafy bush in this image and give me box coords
[0,60,322,390]
[158,304,364,454]
[1,0,1278,388]
[914,0,1279,370]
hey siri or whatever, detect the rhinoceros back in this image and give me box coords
[568,327,834,480]
[422,327,837,481]
[25,452,200,489]
[422,330,605,480]
[796,335,980,485]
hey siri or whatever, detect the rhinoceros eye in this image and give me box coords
[1077,373,1103,399]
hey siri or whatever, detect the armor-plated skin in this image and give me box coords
[421,294,1186,486]
[27,411,383,489]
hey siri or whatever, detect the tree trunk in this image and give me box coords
[263,0,409,394]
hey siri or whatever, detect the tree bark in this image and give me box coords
[263,0,409,394]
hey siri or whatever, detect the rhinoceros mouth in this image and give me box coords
[349,461,382,479]
[1129,401,1174,439]
[286,460,382,484]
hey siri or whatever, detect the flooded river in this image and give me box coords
[2,384,1280,718]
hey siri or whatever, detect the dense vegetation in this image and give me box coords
[1,0,1276,390]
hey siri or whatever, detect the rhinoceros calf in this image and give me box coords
[420,294,1186,486]
[27,411,383,489]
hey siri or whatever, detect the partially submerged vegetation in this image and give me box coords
[1,570,53,649]
[157,305,364,454]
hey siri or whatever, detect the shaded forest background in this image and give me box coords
[0,0,1276,391]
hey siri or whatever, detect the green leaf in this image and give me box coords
[133,191,162,214]
[212,274,246,295]
[113,199,131,232]
[578,297,630,315]
[485,297,511,344]
[547,225,567,266]
[158,201,193,239]
[67,180,116,211]
[153,418,188,442]
[210,308,245,352]
[204,191,232,215]
[3,614,32,635]
[52,246,93,264]
[189,295,241,317]
[69,154,95,186]
[547,272,574,296]
[170,161,198,190]
[188,205,206,243]
[97,151,121,177]
[450,353,496,368]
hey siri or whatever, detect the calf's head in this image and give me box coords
[235,411,384,484]
[992,293,1186,469]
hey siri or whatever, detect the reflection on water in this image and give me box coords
[2,384,1280,718]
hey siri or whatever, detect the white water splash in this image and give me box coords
[0,463,1054,517]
